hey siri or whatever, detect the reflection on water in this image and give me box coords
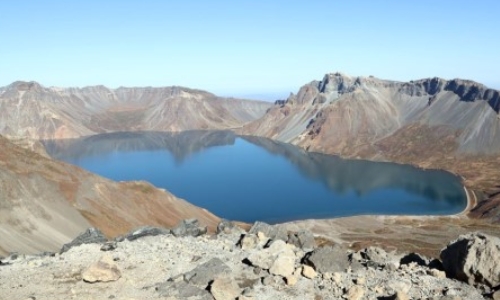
[43,130,236,163]
[241,136,464,206]
[43,131,467,223]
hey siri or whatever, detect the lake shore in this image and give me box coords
[282,185,499,258]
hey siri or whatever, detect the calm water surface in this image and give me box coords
[43,131,467,223]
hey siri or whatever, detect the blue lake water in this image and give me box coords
[43,131,467,223]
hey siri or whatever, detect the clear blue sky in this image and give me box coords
[1,1,499,99]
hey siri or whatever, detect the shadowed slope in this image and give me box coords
[0,135,219,255]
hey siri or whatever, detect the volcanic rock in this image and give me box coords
[441,232,500,288]
[60,228,107,253]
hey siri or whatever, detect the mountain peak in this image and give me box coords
[8,81,44,92]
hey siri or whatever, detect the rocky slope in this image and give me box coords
[0,81,271,140]
[238,73,500,222]
[0,135,219,256]
[240,73,500,154]
[1,220,498,300]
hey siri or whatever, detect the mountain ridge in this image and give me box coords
[0,81,272,140]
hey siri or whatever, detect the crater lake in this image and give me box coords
[43,131,467,223]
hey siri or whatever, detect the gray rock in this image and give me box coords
[60,228,107,253]
[261,275,284,288]
[121,226,170,241]
[100,242,117,252]
[36,252,56,258]
[7,252,19,261]
[216,219,245,235]
[248,221,288,242]
[156,280,212,300]
[287,230,316,252]
[440,232,500,288]
[247,240,296,277]
[303,245,349,273]
[184,258,231,286]
[172,219,207,237]
[362,247,388,266]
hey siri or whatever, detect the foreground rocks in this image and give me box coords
[0,220,496,299]
[441,232,500,289]
[81,255,121,283]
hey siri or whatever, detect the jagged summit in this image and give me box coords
[313,73,500,107]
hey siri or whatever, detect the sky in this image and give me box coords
[1,1,499,100]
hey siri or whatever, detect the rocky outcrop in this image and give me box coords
[116,226,171,242]
[441,232,500,288]
[303,245,352,273]
[248,221,288,242]
[241,73,500,155]
[172,218,208,237]
[0,81,271,140]
[60,228,107,253]
[0,221,491,299]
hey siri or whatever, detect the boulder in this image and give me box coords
[345,285,365,300]
[100,241,117,252]
[269,246,296,277]
[303,245,349,273]
[302,265,317,279]
[172,219,207,237]
[239,234,260,251]
[247,240,296,277]
[361,247,388,266]
[183,258,231,286]
[493,290,500,300]
[82,255,121,283]
[262,275,285,288]
[156,280,212,300]
[287,230,316,252]
[440,232,500,288]
[248,222,288,242]
[216,219,245,235]
[60,228,107,253]
[210,276,241,300]
[119,226,170,241]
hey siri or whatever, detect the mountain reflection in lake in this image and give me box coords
[43,131,467,223]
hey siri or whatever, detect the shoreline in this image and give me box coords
[458,186,476,217]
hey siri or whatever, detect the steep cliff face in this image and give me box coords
[0,82,271,140]
[0,135,219,255]
[240,73,500,155]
